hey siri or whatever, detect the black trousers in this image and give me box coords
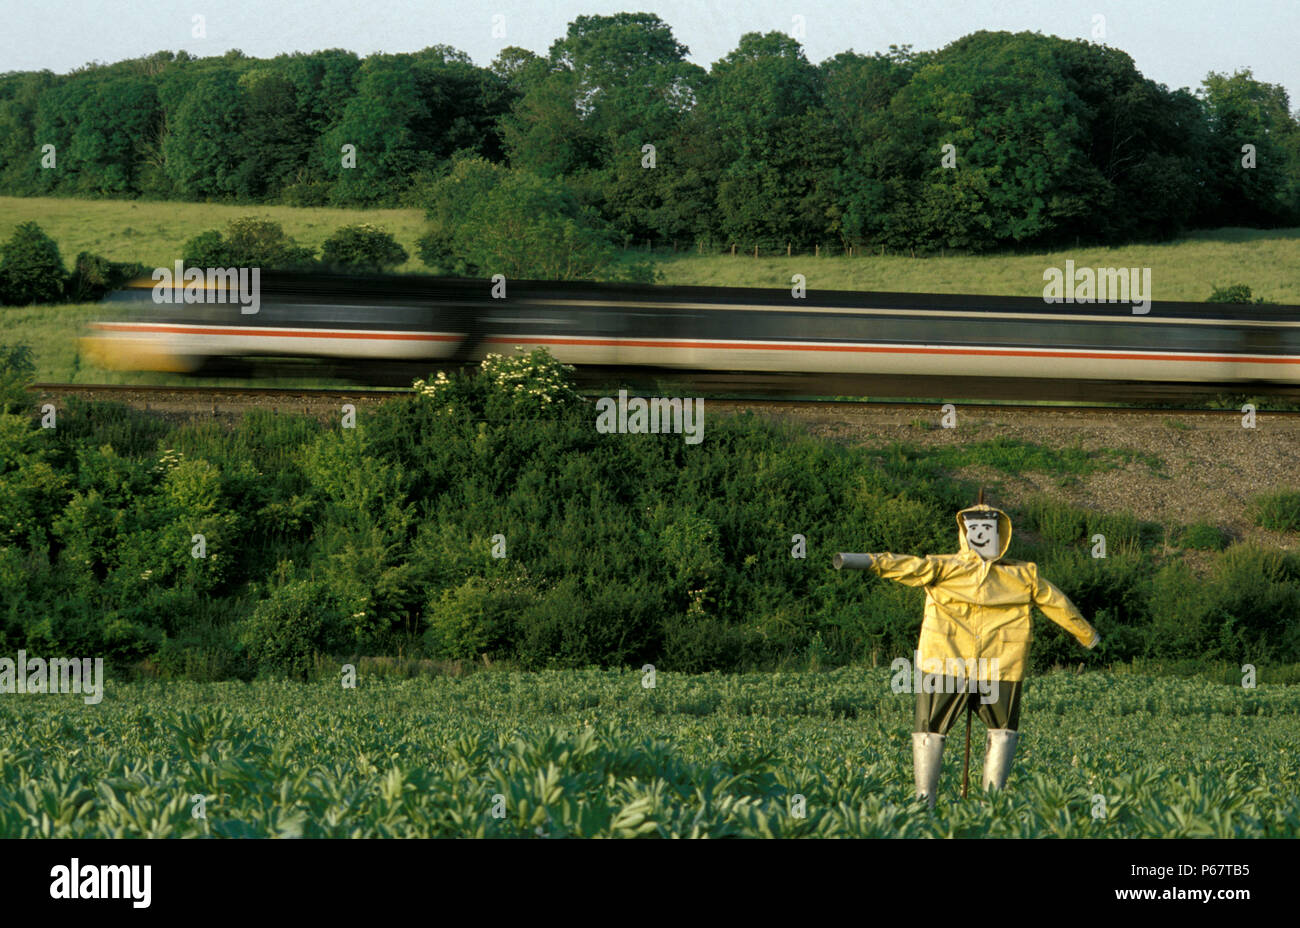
[914,676,1023,735]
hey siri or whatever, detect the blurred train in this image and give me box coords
[80,271,1300,400]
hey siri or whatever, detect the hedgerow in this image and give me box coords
[1,344,1297,676]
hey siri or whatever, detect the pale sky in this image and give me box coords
[2,0,1297,106]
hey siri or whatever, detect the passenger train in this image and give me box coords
[80,272,1300,400]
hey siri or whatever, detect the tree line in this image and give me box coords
[2,13,1298,257]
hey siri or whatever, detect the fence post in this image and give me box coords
[731,243,736,256]
[815,243,819,258]
[754,244,758,258]
[787,242,791,256]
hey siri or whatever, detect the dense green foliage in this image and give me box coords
[1,16,1297,259]
[0,221,143,305]
[64,251,147,303]
[1249,491,1300,532]
[1,345,1299,677]
[415,156,651,281]
[1177,522,1230,551]
[0,220,67,304]
[182,216,316,270]
[1208,283,1270,304]
[0,217,413,305]
[1,670,1296,837]
[320,223,409,272]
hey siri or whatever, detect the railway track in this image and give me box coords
[26,381,1300,417]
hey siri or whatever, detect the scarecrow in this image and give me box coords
[834,500,1100,806]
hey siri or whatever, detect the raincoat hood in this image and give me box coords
[955,505,1013,561]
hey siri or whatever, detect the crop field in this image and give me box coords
[3,669,1297,838]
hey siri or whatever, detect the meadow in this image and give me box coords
[3,196,1299,304]
[2,669,1296,838]
[0,196,431,275]
[650,229,1300,304]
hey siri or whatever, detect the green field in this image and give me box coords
[3,669,1296,837]
[3,196,1299,303]
[651,229,1300,303]
[0,196,430,274]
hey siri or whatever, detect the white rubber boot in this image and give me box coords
[982,728,1019,792]
[912,732,946,808]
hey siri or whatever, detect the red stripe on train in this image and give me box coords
[88,324,1300,364]
[484,336,1300,364]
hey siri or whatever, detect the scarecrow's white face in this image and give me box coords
[964,517,1000,560]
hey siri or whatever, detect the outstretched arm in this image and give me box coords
[835,552,946,588]
[1032,567,1100,649]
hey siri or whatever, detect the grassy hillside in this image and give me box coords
[652,228,1300,303]
[0,196,429,274]
[2,196,1298,302]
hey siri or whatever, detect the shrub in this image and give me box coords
[281,180,330,207]
[0,221,67,305]
[1019,496,1149,551]
[182,217,315,269]
[1207,284,1269,304]
[1249,491,1300,532]
[64,251,148,303]
[423,572,536,661]
[1177,522,1229,550]
[0,344,36,413]
[412,348,584,421]
[181,229,226,266]
[1030,548,1150,668]
[240,575,345,679]
[320,224,408,272]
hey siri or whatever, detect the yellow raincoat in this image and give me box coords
[867,505,1099,682]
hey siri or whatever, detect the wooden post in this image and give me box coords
[815,244,819,258]
[731,243,736,256]
[786,242,791,256]
[754,244,758,258]
[961,702,972,799]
